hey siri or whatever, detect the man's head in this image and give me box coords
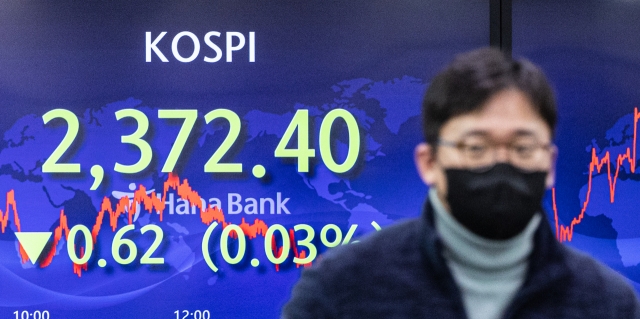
[415,47,558,239]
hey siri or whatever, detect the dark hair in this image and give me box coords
[422,47,557,145]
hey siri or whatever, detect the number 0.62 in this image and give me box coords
[67,224,164,266]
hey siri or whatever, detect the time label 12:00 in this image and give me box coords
[41,108,360,175]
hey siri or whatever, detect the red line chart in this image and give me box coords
[1,173,310,276]
[553,107,640,242]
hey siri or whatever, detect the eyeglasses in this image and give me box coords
[438,136,552,172]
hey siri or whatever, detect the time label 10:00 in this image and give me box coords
[13,311,49,319]
[41,108,360,175]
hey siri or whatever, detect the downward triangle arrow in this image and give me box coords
[15,232,52,264]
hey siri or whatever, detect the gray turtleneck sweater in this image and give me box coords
[429,189,541,319]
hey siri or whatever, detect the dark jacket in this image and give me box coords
[282,202,640,318]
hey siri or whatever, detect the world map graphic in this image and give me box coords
[0,76,426,316]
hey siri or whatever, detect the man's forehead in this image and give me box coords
[439,89,552,141]
[440,115,551,140]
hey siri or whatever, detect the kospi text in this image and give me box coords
[145,31,256,63]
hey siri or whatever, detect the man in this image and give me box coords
[282,48,640,318]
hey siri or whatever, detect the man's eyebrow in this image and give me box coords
[458,129,538,139]
[460,130,489,138]
[512,129,537,137]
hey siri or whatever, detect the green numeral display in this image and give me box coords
[319,109,360,173]
[67,224,93,264]
[66,224,165,266]
[274,110,316,172]
[40,108,361,179]
[158,109,198,173]
[220,224,246,264]
[204,109,243,173]
[275,108,360,173]
[264,224,290,265]
[114,109,153,174]
[42,109,81,173]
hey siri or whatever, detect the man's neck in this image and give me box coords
[428,188,541,319]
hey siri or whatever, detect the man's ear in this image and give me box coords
[545,144,558,188]
[415,143,437,185]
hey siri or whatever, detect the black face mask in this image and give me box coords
[444,163,547,240]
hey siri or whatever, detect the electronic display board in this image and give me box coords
[0,1,488,318]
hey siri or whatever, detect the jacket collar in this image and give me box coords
[419,199,571,298]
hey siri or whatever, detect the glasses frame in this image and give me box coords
[437,138,553,172]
